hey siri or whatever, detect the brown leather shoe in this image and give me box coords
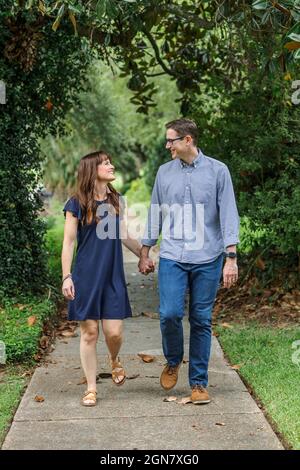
[160,363,181,390]
[191,385,211,405]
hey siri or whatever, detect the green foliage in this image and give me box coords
[239,216,269,255]
[124,177,151,206]
[45,219,64,291]
[1,0,300,294]
[0,295,56,363]
[144,136,170,190]
[191,75,300,283]
[7,1,300,113]
[0,199,64,364]
[42,62,180,193]
[0,3,93,294]
[41,63,140,191]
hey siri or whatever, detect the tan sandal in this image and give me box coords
[111,357,126,386]
[81,390,97,407]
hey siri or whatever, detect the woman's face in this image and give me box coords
[97,158,115,182]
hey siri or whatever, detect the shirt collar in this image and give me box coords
[179,149,203,168]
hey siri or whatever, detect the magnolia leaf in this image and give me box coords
[163,396,177,402]
[96,0,107,18]
[34,395,45,402]
[127,374,140,380]
[252,0,268,10]
[52,5,65,32]
[288,33,300,43]
[137,353,155,363]
[178,396,192,405]
[38,0,46,15]
[77,377,87,385]
[284,42,300,51]
[61,330,77,337]
[27,315,37,326]
[68,11,78,36]
[294,49,300,59]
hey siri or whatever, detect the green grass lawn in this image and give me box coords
[0,364,33,446]
[216,323,300,449]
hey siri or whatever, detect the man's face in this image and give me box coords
[165,128,186,159]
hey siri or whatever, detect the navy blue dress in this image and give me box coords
[63,197,132,321]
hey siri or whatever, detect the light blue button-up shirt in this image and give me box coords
[141,150,240,264]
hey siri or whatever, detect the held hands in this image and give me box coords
[223,259,238,289]
[138,256,155,275]
[62,277,75,300]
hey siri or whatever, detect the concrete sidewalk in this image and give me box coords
[2,253,283,450]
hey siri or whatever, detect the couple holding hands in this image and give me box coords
[61,118,240,407]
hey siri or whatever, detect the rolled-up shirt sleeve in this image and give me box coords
[141,170,162,246]
[217,165,240,248]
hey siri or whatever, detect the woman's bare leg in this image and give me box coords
[80,320,99,391]
[102,319,124,383]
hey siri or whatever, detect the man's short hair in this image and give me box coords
[165,118,198,146]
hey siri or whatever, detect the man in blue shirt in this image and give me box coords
[139,118,239,404]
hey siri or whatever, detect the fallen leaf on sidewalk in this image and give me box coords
[138,353,155,363]
[34,395,45,402]
[215,422,226,426]
[21,371,32,378]
[27,315,37,326]
[57,322,77,332]
[141,312,159,319]
[77,377,87,385]
[231,364,241,370]
[163,396,177,402]
[177,397,192,405]
[39,335,49,349]
[127,374,140,380]
[97,372,112,379]
[61,330,78,338]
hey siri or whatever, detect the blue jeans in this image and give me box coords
[158,255,223,387]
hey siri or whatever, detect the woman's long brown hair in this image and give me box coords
[74,150,120,225]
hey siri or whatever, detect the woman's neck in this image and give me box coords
[94,182,108,201]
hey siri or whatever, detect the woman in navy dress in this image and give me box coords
[61,150,154,406]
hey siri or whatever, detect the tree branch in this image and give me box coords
[272,2,291,17]
[141,27,176,77]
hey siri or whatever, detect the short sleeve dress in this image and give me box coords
[63,196,132,321]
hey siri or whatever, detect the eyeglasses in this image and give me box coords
[165,136,185,145]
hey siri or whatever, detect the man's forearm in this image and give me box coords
[140,245,151,259]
